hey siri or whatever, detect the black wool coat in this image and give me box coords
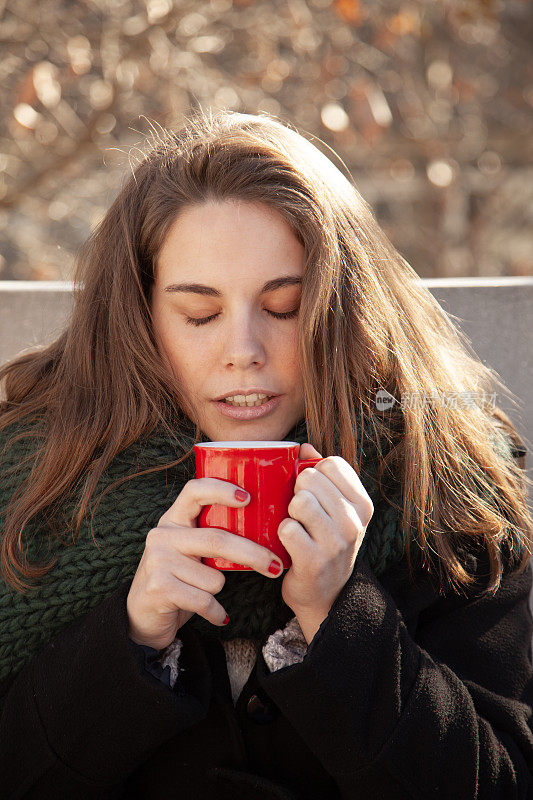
[1,550,533,799]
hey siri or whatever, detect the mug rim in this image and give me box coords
[194,441,300,448]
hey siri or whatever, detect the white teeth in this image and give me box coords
[223,392,272,407]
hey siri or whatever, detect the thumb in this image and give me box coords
[299,442,323,459]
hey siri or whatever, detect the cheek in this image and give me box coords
[273,330,303,393]
[152,315,174,361]
[162,343,198,381]
[159,330,211,387]
[152,314,187,375]
[276,327,299,366]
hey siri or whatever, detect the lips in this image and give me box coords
[214,390,279,402]
[212,395,282,420]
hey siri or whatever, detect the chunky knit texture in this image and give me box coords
[0,410,421,685]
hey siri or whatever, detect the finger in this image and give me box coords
[299,442,322,459]
[158,477,251,528]
[292,468,368,538]
[277,518,317,565]
[286,488,333,544]
[157,525,283,579]
[170,549,227,596]
[294,466,348,517]
[165,578,230,627]
[309,458,374,526]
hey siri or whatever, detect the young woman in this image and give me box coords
[0,109,532,799]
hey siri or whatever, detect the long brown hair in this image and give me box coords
[1,108,531,596]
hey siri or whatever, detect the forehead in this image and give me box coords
[161,199,293,237]
[156,200,305,283]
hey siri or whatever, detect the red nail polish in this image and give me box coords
[223,614,230,625]
[235,489,249,502]
[268,560,282,575]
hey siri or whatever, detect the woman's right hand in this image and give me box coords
[126,478,284,651]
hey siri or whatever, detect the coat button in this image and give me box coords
[246,692,277,724]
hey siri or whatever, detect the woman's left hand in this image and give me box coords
[278,443,374,639]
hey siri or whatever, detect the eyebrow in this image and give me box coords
[163,275,302,297]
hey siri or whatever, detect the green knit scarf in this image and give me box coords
[0,412,406,685]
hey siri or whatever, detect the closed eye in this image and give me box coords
[185,308,299,327]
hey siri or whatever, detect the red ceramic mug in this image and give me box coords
[194,441,323,571]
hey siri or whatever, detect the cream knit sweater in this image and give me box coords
[159,616,308,705]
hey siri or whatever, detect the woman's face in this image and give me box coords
[151,199,306,442]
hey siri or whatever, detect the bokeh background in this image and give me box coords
[0,0,531,282]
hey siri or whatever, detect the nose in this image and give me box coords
[220,310,267,369]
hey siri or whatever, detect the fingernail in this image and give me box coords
[235,489,249,502]
[223,614,230,625]
[268,560,282,575]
